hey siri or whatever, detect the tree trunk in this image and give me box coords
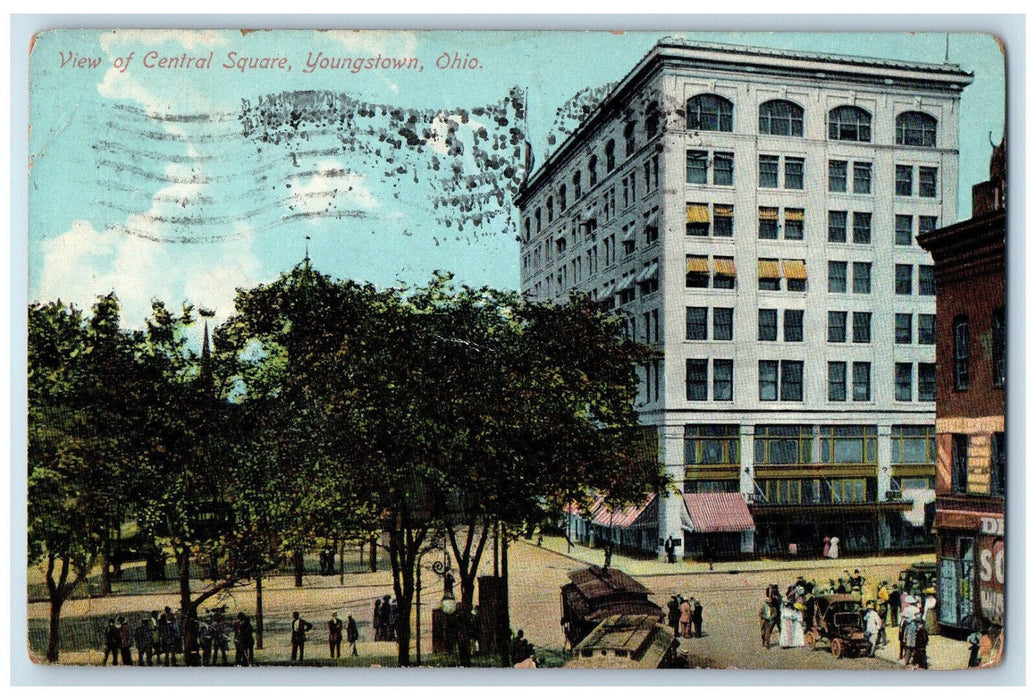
[99,550,111,597]
[339,540,345,585]
[456,577,476,666]
[500,527,511,667]
[369,535,378,573]
[293,549,304,587]
[255,574,264,650]
[45,595,64,663]
[176,544,197,665]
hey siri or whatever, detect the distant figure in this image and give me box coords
[102,618,120,665]
[118,616,133,665]
[828,536,840,559]
[967,628,983,668]
[291,611,313,662]
[691,598,703,638]
[238,614,255,666]
[679,598,692,637]
[664,536,676,564]
[912,623,929,669]
[512,629,533,664]
[900,616,919,666]
[135,617,153,666]
[379,595,392,641]
[923,588,939,633]
[759,590,778,649]
[199,617,213,666]
[822,536,831,558]
[667,595,681,637]
[328,612,343,658]
[887,585,902,627]
[388,598,399,642]
[373,599,383,641]
[863,602,882,656]
[346,614,359,657]
[212,611,230,665]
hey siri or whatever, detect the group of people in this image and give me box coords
[318,547,337,576]
[101,606,256,667]
[326,611,360,658]
[666,594,704,639]
[372,595,400,642]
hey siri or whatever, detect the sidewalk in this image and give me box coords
[873,624,970,671]
[532,535,934,577]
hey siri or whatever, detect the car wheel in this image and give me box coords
[831,638,843,659]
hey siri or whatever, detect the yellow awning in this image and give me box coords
[686,256,709,274]
[758,259,780,279]
[713,257,736,276]
[714,204,734,217]
[785,208,804,222]
[759,207,779,221]
[686,204,710,223]
[782,259,808,280]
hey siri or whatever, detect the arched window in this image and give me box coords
[605,140,616,172]
[686,94,734,132]
[534,208,541,233]
[759,99,804,136]
[645,101,661,138]
[588,155,598,186]
[573,171,582,198]
[828,106,872,142]
[559,183,567,211]
[546,196,554,222]
[523,218,531,242]
[896,111,938,147]
[624,122,637,156]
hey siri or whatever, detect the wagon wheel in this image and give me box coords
[830,638,844,659]
[804,631,816,649]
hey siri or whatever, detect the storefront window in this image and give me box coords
[891,425,936,463]
[754,425,812,464]
[684,424,740,465]
[819,425,877,464]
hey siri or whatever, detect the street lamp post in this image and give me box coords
[415,533,452,666]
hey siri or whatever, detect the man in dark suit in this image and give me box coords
[291,611,314,662]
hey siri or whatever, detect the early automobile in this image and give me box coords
[805,594,871,658]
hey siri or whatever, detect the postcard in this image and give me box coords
[26,28,1007,672]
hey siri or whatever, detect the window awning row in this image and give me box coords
[757,259,807,279]
[687,256,736,275]
[635,262,659,283]
[685,204,733,222]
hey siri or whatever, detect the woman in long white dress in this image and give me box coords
[828,536,840,559]
[779,603,795,648]
[791,602,806,647]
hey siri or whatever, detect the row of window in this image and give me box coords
[684,359,935,403]
[951,432,1005,497]
[686,95,938,147]
[953,309,1006,391]
[684,423,935,466]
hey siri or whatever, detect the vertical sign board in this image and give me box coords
[938,557,958,626]
[978,517,1005,626]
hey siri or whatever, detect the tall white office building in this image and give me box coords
[516,39,972,560]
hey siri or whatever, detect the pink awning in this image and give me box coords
[591,495,658,528]
[682,493,755,533]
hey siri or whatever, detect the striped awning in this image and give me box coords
[592,495,658,528]
[713,257,736,276]
[758,259,780,279]
[782,259,808,280]
[636,262,659,283]
[615,274,636,292]
[621,228,636,242]
[758,207,779,221]
[686,256,709,274]
[682,493,756,533]
[599,281,616,298]
[785,208,804,222]
[686,204,710,223]
[714,204,734,217]
[645,211,659,229]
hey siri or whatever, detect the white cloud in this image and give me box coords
[288,160,378,215]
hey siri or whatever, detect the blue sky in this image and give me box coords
[28,29,1005,330]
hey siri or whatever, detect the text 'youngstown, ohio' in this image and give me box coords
[302,51,423,74]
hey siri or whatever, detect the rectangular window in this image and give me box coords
[853,161,872,194]
[852,362,871,401]
[686,150,708,184]
[891,425,935,464]
[820,425,877,464]
[828,211,848,242]
[828,261,847,293]
[758,207,779,239]
[785,157,804,190]
[895,362,914,401]
[758,309,778,341]
[919,363,936,401]
[895,264,913,295]
[780,360,804,401]
[828,362,847,401]
[714,204,734,237]
[895,313,913,344]
[952,434,968,494]
[852,211,872,244]
[784,309,804,342]
[686,359,708,401]
[853,262,872,294]
[919,166,938,197]
[713,307,733,341]
[713,359,733,401]
[714,152,734,186]
[828,311,847,343]
[754,425,812,464]
[919,265,936,295]
[759,360,778,401]
[713,257,736,289]
[919,215,938,234]
[784,209,804,240]
[686,256,709,288]
[758,258,780,291]
[896,164,913,196]
[991,432,1005,497]
[993,307,1005,388]
[918,314,936,345]
[759,155,779,188]
[684,424,740,465]
[895,215,913,245]
[829,160,847,192]
[954,317,969,390]
[686,306,708,340]
[852,311,871,343]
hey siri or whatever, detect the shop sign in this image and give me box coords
[978,536,1004,625]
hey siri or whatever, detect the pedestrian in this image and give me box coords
[162,606,180,666]
[199,616,213,666]
[923,587,938,633]
[512,629,533,664]
[379,594,392,641]
[664,536,676,564]
[828,536,839,559]
[149,611,160,661]
[692,598,704,638]
[135,617,153,666]
[328,612,343,659]
[102,618,120,665]
[346,614,359,657]
[900,616,918,667]
[239,614,255,666]
[863,602,882,657]
[118,616,133,665]
[233,613,245,666]
[967,628,983,668]
[373,598,382,641]
[290,611,313,662]
[888,584,902,628]
[679,597,692,638]
[759,592,778,649]
[388,598,399,642]
[212,610,230,665]
[912,622,929,669]
[667,595,681,637]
